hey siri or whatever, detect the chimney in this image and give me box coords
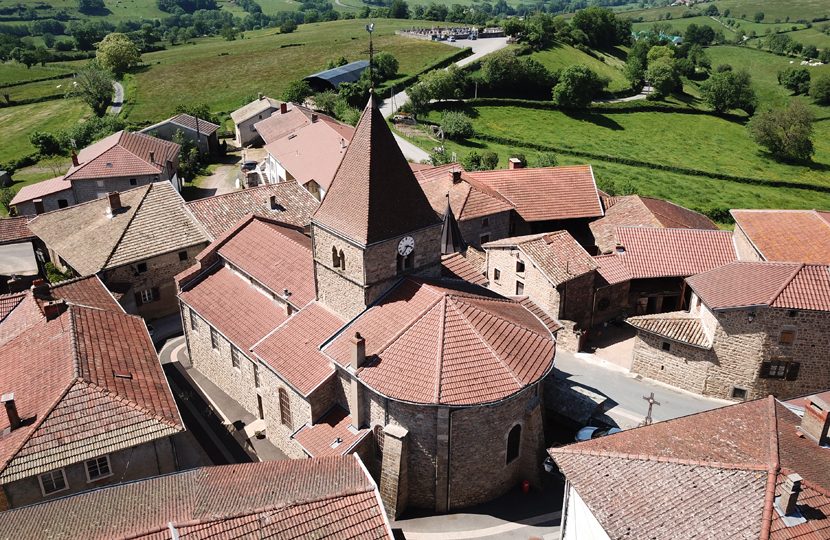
[30,278,49,299]
[33,199,45,215]
[149,151,155,164]
[778,473,803,516]
[283,289,293,316]
[42,299,65,320]
[801,395,830,445]
[311,113,318,123]
[350,332,366,370]
[280,102,288,114]
[106,192,121,218]
[1,393,20,431]
[71,150,79,167]
[450,169,462,184]
[508,157,524,169]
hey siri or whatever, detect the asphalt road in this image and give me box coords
[109,81,124,115]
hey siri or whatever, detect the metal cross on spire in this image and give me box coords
[366,22,375,90]
[641,392,660,426]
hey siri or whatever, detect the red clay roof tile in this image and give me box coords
[732,209,830,264]
[294,407,370,457]
[0,216,33,244]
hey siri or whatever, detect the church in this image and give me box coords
[176,95,559,515]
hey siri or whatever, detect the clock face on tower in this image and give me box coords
[397,236,415,256]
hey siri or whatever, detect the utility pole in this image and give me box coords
[366,22,375,89]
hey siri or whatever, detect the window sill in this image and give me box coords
[41,486,69,497]
[86,473,113,484]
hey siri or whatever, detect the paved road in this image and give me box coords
[555,349,728,427]
[109,81,124,115]
[594,85,653,104]
[394,132,430,162]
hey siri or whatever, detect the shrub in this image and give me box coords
[281,20,297,33]
[282,79,313,104]
[440,111,474,140]
[777,67,811,95]
[535,152,558,167]
[810,73,830,105]
[45,262,73,283]
[748,101,814,162]
[0,187,13,213]
[552,65,609,108]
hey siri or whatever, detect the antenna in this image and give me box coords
[366,22,375,89]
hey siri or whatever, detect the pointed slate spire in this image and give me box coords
[313,93,441,245]
[441,194,466,255]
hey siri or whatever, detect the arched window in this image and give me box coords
[374,425,385,460]
[332,246,340,268]
[339,250,345,271]
[506,424,521,464]
[279,388,291,428]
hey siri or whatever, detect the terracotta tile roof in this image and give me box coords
[9,176,71,207]
[732,209,830,264]
[185,183,319,239]
[253,105,323,144]
[323,278,556,405]
[179,266,288,351]
[591,195,718,253]
[294,407,370,457]
[686,262,830,312]
[217,218,315,308]
[627,311,712,348]
[417,163,513,221]
[0,456,393,540]
[230,96,283,124]
[251,302,344,396]
[65,131,179,181]
[441,252,488,286]
[28,182,209,274]
[0,216,33,244]
[515,296,563,334]
[466,165,603,222]
[0,280,182,484]
[614,227,737,279]
[593,253,631,285]
[168,113,220,135]
[43,275,123,312]
[549,397,830,540]
[265,119,354,192]
[485,231,597,287]
[313,96,441,246]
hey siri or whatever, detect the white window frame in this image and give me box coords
[85,455,112,483]
[210,327,220,351]
[231,347,241,370]
[190,308,199,332]
[139,289,154,303]
[38,469,69,496]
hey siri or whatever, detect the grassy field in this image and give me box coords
[0,63,72,86]
[0,99,90,165]
[528,43,630,93]
[631,15,805,37]
[1,78,73,103]
[125,19,460,123]
[785,27,830,50]
[617,0,830,23]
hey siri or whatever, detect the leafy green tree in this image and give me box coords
[481,151,498,170]
[462,151,484,171]
[684,23,715,46]
[96,33,140,76]
[0,188,14,214]
[173,129,201,181]
[811,73,830,105]
[645,46,679,99]
[778,67,811,95]
[523,13,556,50]
[552,65,609,107]
[480,48,554,98]
[820,49,830,64]
[754,11,764,22]
[700,69,757,114]
[373,52,398,82]
[312,90,339,115]
[282,79,313,104]
[502,17,524,38]
[281,19,297,33]
[803,44,818,59]
[571,6,632,48]
[78,0,105,14]
[220,25,238,41]
[67,60,113,117]
[624,39,651,88]
[748,101,814,161]
[440,111,473,140]
[535,152,558,167]
[388,0,408,19]
[418,66,467,101]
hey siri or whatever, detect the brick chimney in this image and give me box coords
[106,192,121,218]
[270,195,280,210]
[42,299,65,320]
[508,157,524,169]
[1,393,20,431]
[71,150,79,167]
[349,332,366,429]
[33,199,45,215]
[778,473,803,516]
[283,289,293,316]
[280,102,288,114]
[30,278,49,299]
[149,151,155,164]
[450,170,462,184]
[801,395,830,445]
[311,113,318,123]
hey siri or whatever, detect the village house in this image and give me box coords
[177,96,559,517]
[140,113,221,155]
[590,194,718,254]
[0,217,39,293]
[731,209,830,264]
[0,456,393,539]
[550,395,830,539]
[0,276,184,510]
[27,182,209,320]
[627,261,830,401]
[10,130,180,216]
[230,95,283,147]
[185,182,319,240]
[262,115,354,201]
[483,231,598,351]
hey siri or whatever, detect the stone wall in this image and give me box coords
[732,225,763,262]
[560,272,595,329]
[556,320,582,353]
[13,189,75,216]
[459,211,511,249]
[236,108,276,147]
[3,437,176,509]
[592,280,630,326]
[72,174,168,204]
[487,247,559,311]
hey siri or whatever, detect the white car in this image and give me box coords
[575,426,622,442]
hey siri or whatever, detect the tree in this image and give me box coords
[78,0,105,14]
[684,23,715,46]
[481,151,498,170]
[502,17,524,38]
[173,129,201,181]
[748,101,814,161]
[281,19,297,33]
[803,44,818,59]
[418,66,467,102]
[388,0,408,19]
[704,4,719,16]
[535,152,558,167]
[754,11,764,23]
[67,60,113,116]
[96,33,140,76]
[778,67,811,95]
[552,65,609,107]
[820,49,830,64]
[440,111,473,140]
[282,79,312,104]
[571,6,631,49]
[42,33,56,48]
[811,73,830,105]
[220,24,238,41]
[373,52,398,82]
[480,49,554,98]
[700,69,757,114]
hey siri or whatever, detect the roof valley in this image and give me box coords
[433,296,448,404]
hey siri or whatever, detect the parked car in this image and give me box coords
[449,35,456,42]
[575,425,621,442]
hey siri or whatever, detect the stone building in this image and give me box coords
[10,131,180,216]
[28,182,209,320]
[628,261,830,401]
[231,95,283,147]
[177,97,559,517]
[140,113,220,156]
[731,209,830,264]
[0,276,183,510]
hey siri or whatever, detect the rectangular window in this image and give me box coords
[38,469,68,496]
[661,341,671,351]
[480,234,491,244]
[253,362,260,388]
[516,260,525,273]
[85,456,112,482]
[731,387,747,400]
[137,262,148,273]
[58,199,68,208]
[481,217,489,227]
[139,288,154,304]
[231,347,241,369]
[761,358,795,380]
[210,328,219,350]
[779,330,796,345]
[178,250,188,261]
[190,308,199,331]
[515,281,524,295]
[493,268,501,281]
[129,178,137,186]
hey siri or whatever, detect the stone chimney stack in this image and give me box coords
[349,332,366,429]
[71,151,79,167]
[450,170,462,184]
[311,113,318,123]
[1,393,20,431]
[149,151,155,164]
[30,278,49,299]
[801,395,830,445]
[106,192,121,218]
[280,102,288,114]
[508,157,524,170]
[778,473,803,516]
[350,332,366,370]
[42,299,65,320]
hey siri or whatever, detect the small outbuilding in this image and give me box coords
[304,60,370,92]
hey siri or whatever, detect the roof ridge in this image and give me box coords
[433,296,448,403]
[759,395,780,540]
[766,262,805,306]
[64,132,123,180]
[100,184,154,269]
[371,291,445,359]
[549,447,770,471]
[453,293,551,341]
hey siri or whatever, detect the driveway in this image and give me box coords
[109,81,124,115]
